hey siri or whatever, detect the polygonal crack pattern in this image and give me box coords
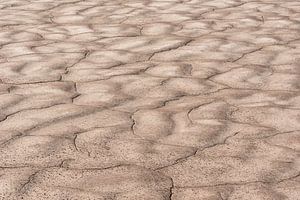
[0,0,300,199]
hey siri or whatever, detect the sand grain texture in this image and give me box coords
[0,0,300,199]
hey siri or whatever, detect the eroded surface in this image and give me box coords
[0,0,300,199]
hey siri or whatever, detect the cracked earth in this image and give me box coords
[0,0,300,199]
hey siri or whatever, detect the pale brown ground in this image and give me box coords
[0,0,300,199]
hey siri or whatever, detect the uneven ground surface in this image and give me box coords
[0,0,300,199]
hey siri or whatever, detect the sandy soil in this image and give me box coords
[0,0,300,199]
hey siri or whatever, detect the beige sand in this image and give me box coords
[0,0,300,199]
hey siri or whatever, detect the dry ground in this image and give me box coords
[0,0,300,199]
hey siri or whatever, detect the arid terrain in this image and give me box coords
[0,0,300,199]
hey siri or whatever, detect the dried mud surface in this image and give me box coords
[0,0,300,199]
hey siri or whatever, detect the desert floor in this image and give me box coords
[0,0,300,199]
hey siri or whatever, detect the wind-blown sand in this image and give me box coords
[0,0,300,199]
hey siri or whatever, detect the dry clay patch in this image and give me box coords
[0,0,300,199]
